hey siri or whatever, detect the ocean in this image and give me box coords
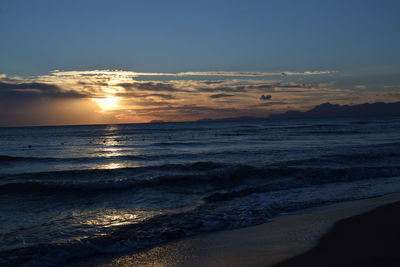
[1,117,400,266]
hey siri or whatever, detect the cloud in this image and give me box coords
[135,105,237,112]
[260,95,272,100]
[142,93,176,100]
[50,69,335,78]
[115,92,177,100]
[117,82,191,92]
[1,69,362,126]
[386,92,400,98]
[121,100,173,107]
[132,105,243,119]
[246,84,274,91]
[383,85,400,89]
[252,101,287,107]
[196,82,313,93]
[0,77,106,126]
[173,71,335,77]
[354,85,367,89]
[0,81,59,91]
[202,80,226,85]
[0,81,87,99]
[197,86,246,93]
[27,70,335,98]
[209,93,235,98]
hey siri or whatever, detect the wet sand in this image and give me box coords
[69,193,400,267]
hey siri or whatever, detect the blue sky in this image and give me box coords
[0,0,399,126]
[1,0,399,75]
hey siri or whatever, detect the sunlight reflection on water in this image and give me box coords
[81,210,158,229]
[103,162,124,169]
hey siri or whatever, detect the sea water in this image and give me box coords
[1,117,400,265]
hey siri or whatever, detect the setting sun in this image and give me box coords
[94,96,119,111]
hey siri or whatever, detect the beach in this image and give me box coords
[67,192,400,267]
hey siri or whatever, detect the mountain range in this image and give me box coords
[267,102,400,120]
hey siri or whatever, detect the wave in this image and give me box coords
[3,139,399,167]
[0,200,277,266]
[350,121,369,124]
[327,152,400,161]
[204,165,400,202]
[3,174,400,267]
[281,150,400,167]
[152,141,206,146]
[285,123,342,129]
[0,153,192,165]
[303,130,369,135]
[0,150,240,165]
[2,161,400,197]
[0,161,226,193]
[0,155,51,163]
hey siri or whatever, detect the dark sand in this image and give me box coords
[68,193,400,267]
[273,200,400,267]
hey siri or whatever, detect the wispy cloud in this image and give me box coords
[354,85,367,89]
[49,69,336,78]
[209,93,235,98]
[169,71,335,77]
[117,82,192,92]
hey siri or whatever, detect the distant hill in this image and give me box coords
[268,102,400,120]
[150,102,400,124]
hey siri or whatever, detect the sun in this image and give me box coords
[94,96,119,111]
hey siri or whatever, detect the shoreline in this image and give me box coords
[67,192,400,267]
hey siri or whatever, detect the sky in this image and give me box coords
[0,0,399,126]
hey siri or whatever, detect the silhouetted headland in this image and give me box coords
[192,102,400,123]
[268,102,400,120]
